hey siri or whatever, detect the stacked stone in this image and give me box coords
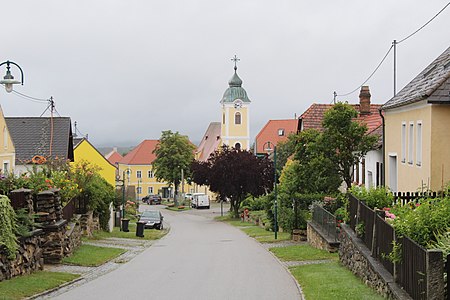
[0,234,44,282]
[35,191,57,224]
[51,189,63,221]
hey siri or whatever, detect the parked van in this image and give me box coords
[191,193,210,209]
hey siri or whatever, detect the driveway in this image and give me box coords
[51,204,302,300]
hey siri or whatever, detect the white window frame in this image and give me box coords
[401,122,406,163]
[148,170,153,178]
[416,121,422,166]
[148,186,153,194]
[408,122,414,165]
[136,170,142,178]
[137,187,142,194]
[278,129,285,136]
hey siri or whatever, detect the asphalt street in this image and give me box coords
[52,203,302,300]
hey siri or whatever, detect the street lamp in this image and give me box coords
[263,141,278,240]
[0,61,24,93]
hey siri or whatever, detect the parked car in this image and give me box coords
[138,210,164,230]
[184,193,193,200]
[142,194,162,205]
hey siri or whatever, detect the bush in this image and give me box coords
[0,196,18,259]
[349,186,393,209]
[240,195,267,211]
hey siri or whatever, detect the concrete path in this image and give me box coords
[47,204,302,300]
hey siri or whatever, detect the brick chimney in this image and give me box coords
[359,86,371,115]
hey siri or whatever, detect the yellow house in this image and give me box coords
[220,63,251,150]
[73,137,116,187]
[0,106,15,175]
[117,140,193,199]
[381,46,450,192]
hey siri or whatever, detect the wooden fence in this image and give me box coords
[349,193,442,299]
[62,197,88,221]
[393,191,438,206]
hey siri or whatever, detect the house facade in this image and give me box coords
[73,137,117,187]
[0,106,15,175]
[381,46,450,192]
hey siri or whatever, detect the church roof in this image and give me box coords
[221,68,251,104]
[196,122,221,161]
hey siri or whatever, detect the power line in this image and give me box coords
[397,1,450,44]
[336,44,393,98]
[12,90,48,102]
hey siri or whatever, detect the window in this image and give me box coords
[278,129,285,136]
[3,127,7,149]
[3,162,8,175]
[148,187,153,194]
[223,113,225,124]
[137,187,142,194]
[401,123,406,163]
[148,170,153,178]
[416,122,422,166]
[235,142,241,150]
[408,123,414,164]
[136,170,142,178]
[235,112,241,125]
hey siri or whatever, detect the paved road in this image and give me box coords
[53,204,302,300]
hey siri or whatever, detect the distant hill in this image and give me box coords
[97,146,135,156]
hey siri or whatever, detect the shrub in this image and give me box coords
[0,196,18,259]
[349,186,393,209]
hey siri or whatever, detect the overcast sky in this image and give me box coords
[1,1,449,147]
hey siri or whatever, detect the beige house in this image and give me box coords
[0,106,15,175]
[381,46,450,192]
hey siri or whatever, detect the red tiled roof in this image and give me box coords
[105,151,123,165]
[120,140,159,165]
[255,119,299,154]
[196,122,221,161]
[300,103,382,133]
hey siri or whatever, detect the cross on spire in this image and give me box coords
[231,55,240,71]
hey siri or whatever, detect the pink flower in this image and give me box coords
[385,212,396,219]
[415,203,420,207]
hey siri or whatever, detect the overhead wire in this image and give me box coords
[334,1,450,100]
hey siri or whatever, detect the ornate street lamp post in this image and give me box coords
[263,141,278,240]
[0,61,24,93]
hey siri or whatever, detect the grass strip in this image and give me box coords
[0,271,79,300]
[89,224,167,240]
[62,244,125,267]
[290,262,384,300]
[270,244,338,261]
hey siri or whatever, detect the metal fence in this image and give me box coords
[359,201,374,251]
[312,204,338,241]
[349,193,358,231]
[398,236,427,299]
[373,214,394,275]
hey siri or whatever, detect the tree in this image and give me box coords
[275,133,298,176]
[321,102,378,189]
[153,130,196,206]
[191,146,274,218]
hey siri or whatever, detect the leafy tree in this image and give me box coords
[321,103,378,189]
[275,133,298,176]
[153,130,196,205]
[191,146,274,218]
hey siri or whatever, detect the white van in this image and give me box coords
[191,193,210,209]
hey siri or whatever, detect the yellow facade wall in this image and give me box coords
[384,102,450,192]
[74,140,116,187]
[430,105,450,191]
[221,105,250,149]
[117,163,194,199]
[0,107,15,174]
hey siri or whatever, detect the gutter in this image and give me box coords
[378,108,385,186]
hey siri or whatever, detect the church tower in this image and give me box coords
[220,56,251,150]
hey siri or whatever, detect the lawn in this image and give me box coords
[290,262,384,300]
[240,226,291,242]
[62,244,125,267]
[270,244,338,261]
[0,271,79,300]
[89,223,167,240]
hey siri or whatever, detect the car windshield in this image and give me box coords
[141,211,160,218]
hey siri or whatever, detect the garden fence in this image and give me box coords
[349,193,443,300]
[311,205,338,241]
[393,191,438,206]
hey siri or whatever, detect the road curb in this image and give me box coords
[25,276,85,300]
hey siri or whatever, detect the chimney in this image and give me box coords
[359,86,371,115]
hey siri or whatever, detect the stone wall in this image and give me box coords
[307,221,339,252]
[0,230,44,282]
[339,224,411,299]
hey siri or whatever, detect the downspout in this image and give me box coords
[379,108,385,186]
